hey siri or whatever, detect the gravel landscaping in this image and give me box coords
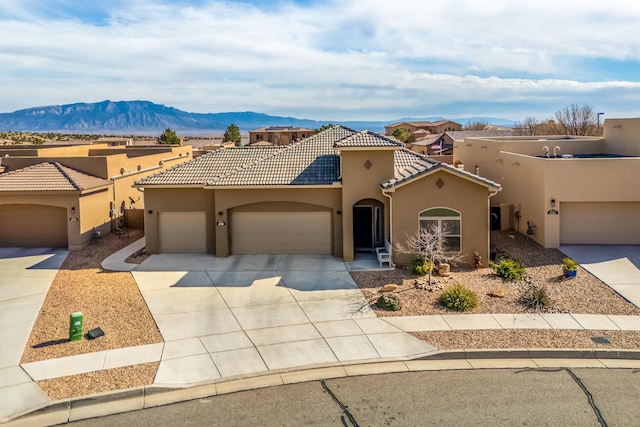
[352,230,640,349]
[19,229,640,400]
[20,229,162,399]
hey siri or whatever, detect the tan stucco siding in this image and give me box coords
[604,119,640,156]
[143,188,216,254]
[391,170,492,266]
[214,188,342,257]
[340,150,395,261]
[0,190,112,249]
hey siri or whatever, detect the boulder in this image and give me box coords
[377,293,402,311]
[380,284,399,293]
[488,289,506,298]
[438,263,451,277]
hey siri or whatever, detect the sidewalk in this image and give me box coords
[4,243,640,424]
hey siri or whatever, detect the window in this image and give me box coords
[419,208,461,252]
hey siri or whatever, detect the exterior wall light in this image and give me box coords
[551,199,556,207]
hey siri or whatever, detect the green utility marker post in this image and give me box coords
[69,312,83,341]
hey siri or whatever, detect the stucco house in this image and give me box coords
[136,126,501,265]
[454,118,640,248]
[0,143,191,249]
[384,121,462,141]
[249,126,314,146]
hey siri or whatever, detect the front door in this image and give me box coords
[353,205,384,251]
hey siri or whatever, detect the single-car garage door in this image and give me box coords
[232,211,331,254]
[0,204,68,247]
[159,211,207,253]
[560,202,640,244]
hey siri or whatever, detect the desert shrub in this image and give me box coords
[562,257,578,272]
[490,258,526,281]
[377,293,402,311]
[519,284,550,310]
[412,257,433,276]
[438,284,479,312]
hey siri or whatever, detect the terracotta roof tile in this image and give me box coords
[333,130,404,148]
[0,162,111,192]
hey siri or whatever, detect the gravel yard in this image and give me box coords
[352,230,640,349]
[20,229,162,399]
[19,229,640,400]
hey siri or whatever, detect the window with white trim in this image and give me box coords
[419,208,461,252]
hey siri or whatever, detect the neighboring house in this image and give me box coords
[384,120,462,141]
[454,118,640,248]
[444,129,514,147]
[249,126,313,146]
[136,126,501,265]
[0,144,191,249]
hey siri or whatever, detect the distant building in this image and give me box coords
[384,120,462,142]
[249,126,313,146]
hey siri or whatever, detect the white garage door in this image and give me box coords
[560,202,640,244]
[232,211,331,254]
[159,211,207,253]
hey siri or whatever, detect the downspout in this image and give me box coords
[381,188,395,267]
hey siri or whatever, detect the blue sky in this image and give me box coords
[1,0,640,121]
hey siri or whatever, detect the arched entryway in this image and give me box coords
[353,198,384,252]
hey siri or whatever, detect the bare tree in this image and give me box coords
[462,120,489,131]
[513,117,540,136]
[554,104,600,136]
[394,224,462,287]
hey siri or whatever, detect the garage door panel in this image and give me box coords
[232,211,331,254]
[560,202,640,244]
[159,211,207,253]
[0,205,67,247]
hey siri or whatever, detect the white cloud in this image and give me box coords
[0,0,639,120]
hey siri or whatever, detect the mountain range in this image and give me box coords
[0,100,515,135]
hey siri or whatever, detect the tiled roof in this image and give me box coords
[137,125,358,187]
[383,149,501,191]
[0,162,111,192]
[135,125,500,191]
[333,130,404,148]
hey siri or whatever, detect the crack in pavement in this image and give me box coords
[516,367,608,427]
[321,380,360,427]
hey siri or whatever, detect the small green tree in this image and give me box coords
[392,127,411,143]
[315,123,335,133]
[223,123,242,146]
[159,128,180,145]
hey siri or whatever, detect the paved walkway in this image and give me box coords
[562,245,640,308]
[4,242,640,423]
[0,248,68,423]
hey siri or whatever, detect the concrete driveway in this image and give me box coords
[132,254,437,386]
[0,247,67,421]
[561,245,640,308]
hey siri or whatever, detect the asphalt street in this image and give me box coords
[69,368,640,426]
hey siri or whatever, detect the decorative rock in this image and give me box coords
[488,289,506,298]
[380,284,399,293]
[376,293,402,311]
[438,263,451,277]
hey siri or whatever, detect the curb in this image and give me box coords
[5,348,640,426]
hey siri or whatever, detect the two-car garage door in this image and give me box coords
[232,211,331,254]
[560,202,640,244]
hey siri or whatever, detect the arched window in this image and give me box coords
[419,208,461,252]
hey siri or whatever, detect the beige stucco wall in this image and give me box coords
[340,149,395,261]
[0,189,112,249]
[390,170,492,266]
[454,127,640,248]
[604,118,640,156]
